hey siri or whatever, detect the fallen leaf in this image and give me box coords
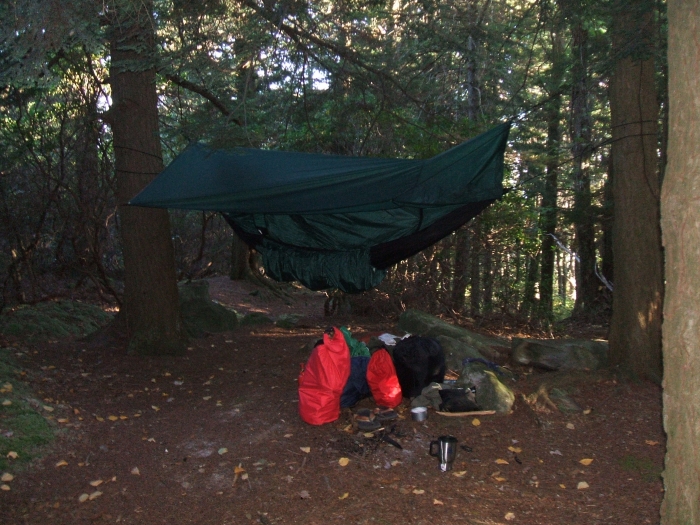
[412,489,425,495]
[1,473,13,483]
[119,415,128,420]
[203,396,212,401]
[1,400,11,406]
[494,477,507,482]
[57,418,69,423]
[0,484,9,491]
[433,499,444,505]
[343,424,353,433]
[579,458,594,466]
[566,423,575,429]
[78,493,89,503]
[391,460,401,467]
[43,405,54,412]
[577,481,589,490]
[472,418,481,427]
[495,459,509,465]
[88,491,102,500]
[583,409,591,415]
[147,437,156,442]
[338,457,350,467]
[73,408,80,415]
[300,447,311,454]
[2,382,12,392]
[299,490,311,499]
[645,440,659,446]
[108,415,118,421]
[363,432,375,438]
[89,480,103,487]
[505,512,516,521]
[452,470,467,477]
[338,492,349,500]
[559,484,566,489]
[218,448,228,455]
[241,473,249,480]
[234,466,246,475]
[508,446,522,453]
[7,451,18,459]
[55,460,68,468]
[151,406,160,412]
[549,450,563,456]
[131,467,140,475]
[283,434,293,438]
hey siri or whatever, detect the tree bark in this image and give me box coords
[469,219,482,316]
[229,232,250,280]
[108,0,186,355]
[569,19,598,317]
[660,1,700,521]
[607,0,663,381]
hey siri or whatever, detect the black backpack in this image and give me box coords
[392,336,445,398]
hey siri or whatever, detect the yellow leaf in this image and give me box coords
[131,467,140,475]
[218,448,228,455]
[472,418,481,427]
[508,446,522,453]
[577,481,589,490]
[583,409,591,415]
[412,489,425,495]
[645,440,659,446]
[505,512,516,521]
[559,484,566,489]
[0,484,10,491]
[7,451,18,459]
[300,447,311,454]
[433,499,444,505]
[363,432,375,438]
[89,480,103,487]
[495,459,509,465]
[88,490,102,500]
[2,383,12,392]
[234,466,246,475]
[119,415,128,420]
[57,418,69,423]
[391,460,401,467]
[203,396,212,401]
[43,405,54,412]
[566,422,575,429]
[579,458,594,466]
[78,493,89,503]
[1,473,14,482]
[338,457,350,467]
[284,434,293,438]
[494,477,507,482]
[452,470,467,477]
[151,406,160,411]
[95,416,104,422]
[241,473,249,480]
[55,460,68,468]
[108,415,118,421]
[338,492,349,500]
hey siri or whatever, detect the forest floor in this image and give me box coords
[0,277,664,525]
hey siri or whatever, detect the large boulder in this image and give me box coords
[457,360,515,413]
[511,338,608,371]
[434,335,486,371]
[179,281,239,337]
[398,309,509,360]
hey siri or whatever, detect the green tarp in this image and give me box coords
[130,123,510,292]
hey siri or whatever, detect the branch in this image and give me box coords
[162,72,243,126]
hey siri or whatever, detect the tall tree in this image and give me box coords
[607,0,663,381]
[660,1,700,521]
[568,11,599,316]
[107,0,185,355]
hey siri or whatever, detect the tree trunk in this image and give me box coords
[607,0,663,382]
[469,219,482,316]
[660,1,700,521]
[451,229,468,312]
[569,20,598,316]
[229,232,250,280]
[108,0,185,355]
[539,95,563,319]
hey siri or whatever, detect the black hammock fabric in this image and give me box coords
[129,122,510,292]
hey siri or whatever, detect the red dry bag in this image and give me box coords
[298,327,351,425]
[366,348,403,408]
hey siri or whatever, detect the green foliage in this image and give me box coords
[0,301,112,342]
[0,349,54,472]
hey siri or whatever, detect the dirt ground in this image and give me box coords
[0,278,665,525]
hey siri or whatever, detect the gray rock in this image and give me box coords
[511,338,608,371]
[435,335,486,371]
[398,309,509,360]
[457,361,515,413]
[179,281,239,337]
[275,314,304,329]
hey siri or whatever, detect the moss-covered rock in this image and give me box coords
[398,309,509,360]
[240,312,273,327]
[0,301,112,342]
[457,361,515,413]
[511,338,608,371]
[178,280,239,337]
[434,335,486,371]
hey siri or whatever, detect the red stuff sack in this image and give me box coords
[366,348,403,408]
[298,327,351,425]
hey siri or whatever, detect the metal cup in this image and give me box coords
[429,435,458,472]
